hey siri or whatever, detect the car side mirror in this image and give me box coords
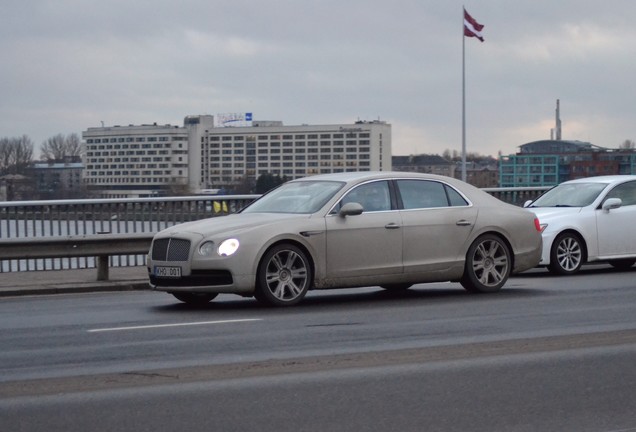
[602,197,622,212]
[339,202,364,217]
[523,200,533,208]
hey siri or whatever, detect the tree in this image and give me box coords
[0,135,34,175]
[233,175,255,194]
[40,133,83,161]
[255,173,288,194]
[442,148,494,163]
[619,139,635,150]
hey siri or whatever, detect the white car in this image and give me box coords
[524,175,636,275]
[148,171,542,306]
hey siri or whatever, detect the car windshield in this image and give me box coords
[529,182,609,207]
[242,180,345,214]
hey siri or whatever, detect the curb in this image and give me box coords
[0,281,150,297]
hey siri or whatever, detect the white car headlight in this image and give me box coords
[540,223,548,233]
[198,241,216,256]
[218,238,240,257]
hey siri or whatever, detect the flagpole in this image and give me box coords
[461,7,467,182]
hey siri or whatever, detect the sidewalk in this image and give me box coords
[0,266,149,297]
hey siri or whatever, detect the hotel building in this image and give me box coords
[83,115,391,197]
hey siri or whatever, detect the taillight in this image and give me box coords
[534,217,541,232]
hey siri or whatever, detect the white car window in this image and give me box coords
[530,182,608,207]
[605,181,636,206]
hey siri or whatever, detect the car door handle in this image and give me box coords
[456,220,472,226]
[385,223,401,229]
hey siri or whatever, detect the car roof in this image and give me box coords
[291,170,495,205]
[294,171,453,183]
[563,175,636,185]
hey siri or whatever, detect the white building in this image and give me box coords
[83,123,190,198]
[83,115,391,197]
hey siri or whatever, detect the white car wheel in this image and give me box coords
[549,232,584,275]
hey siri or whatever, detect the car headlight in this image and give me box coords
[540,223,548,233]
[218,238,240,257]
[199,241,216,257]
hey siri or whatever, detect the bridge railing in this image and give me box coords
[0,195,259,272]
[0,187,548,273]
[482,186,549,207]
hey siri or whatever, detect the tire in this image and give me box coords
[255,244,312,306]
[171,292,218,305]
[548,232,584,275]
[460,234,511,293]
[609,259,636,270]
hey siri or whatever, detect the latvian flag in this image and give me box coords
[464,9,484,42]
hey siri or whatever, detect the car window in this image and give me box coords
[242,180,344,214]
[338,180,391,212]
[530,182,608,207]
[444,184,469,206]
[397,180,467,209]
[605,181,636,206]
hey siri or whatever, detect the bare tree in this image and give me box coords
[619,139,635,150]
[0,137,10,174]
[40,133,83,161]
[0,135,34,174]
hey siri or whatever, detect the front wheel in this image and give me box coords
[255,244,312,306]
[460,234,511,293]
[549,232,584,275]
[171,292,218,305]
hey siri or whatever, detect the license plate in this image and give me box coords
[154,266,182,278]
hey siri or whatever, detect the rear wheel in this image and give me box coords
[171,292,218,305]
[460,234,511,293]
[549,232,584,275]
[255,244,312,306]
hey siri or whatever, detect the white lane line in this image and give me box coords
[88,318,263,333]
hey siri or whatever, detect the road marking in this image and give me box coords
[87,318,262,333]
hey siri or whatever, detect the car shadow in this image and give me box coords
[515,263,635,278]
[151,283,545,314]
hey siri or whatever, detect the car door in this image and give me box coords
[325,180,403,278]
[396,179,477,273]
[596,180,636,257]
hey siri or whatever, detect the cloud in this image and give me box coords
[2,0,636,157]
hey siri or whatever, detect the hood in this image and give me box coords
[158,213,311,238]
[526,206,583,220]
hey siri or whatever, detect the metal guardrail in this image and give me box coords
[0,195,259,272]
[0,233,154,280]
[0,188,548,274]
[482,186,549,207]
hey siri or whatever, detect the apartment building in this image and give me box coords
[83,115,392,197]
[499,139,636,187]
[30,160,84,199]
[83,123,192,198]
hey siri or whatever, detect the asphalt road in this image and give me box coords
[2,266,636,431]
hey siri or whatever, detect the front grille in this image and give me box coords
[152,238,191,262]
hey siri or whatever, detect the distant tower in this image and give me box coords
[555,99,562,141]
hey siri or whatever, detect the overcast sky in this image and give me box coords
[2,0,636,158]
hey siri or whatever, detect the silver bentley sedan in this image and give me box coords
[148,172,542,306]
